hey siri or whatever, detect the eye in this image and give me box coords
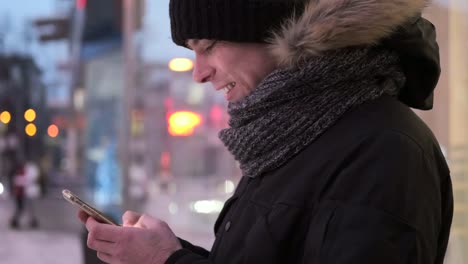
[204,41,218,53]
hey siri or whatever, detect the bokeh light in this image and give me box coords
[48,124,59,138]
[190,200,224,214]
[0,111,11,124]
[25,123,37,136]
[168,58,194,72]
[168,111,202,136]
[24,109,36,122]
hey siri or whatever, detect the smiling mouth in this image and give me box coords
[221,82,236,94]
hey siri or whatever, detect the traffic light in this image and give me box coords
[167,111,202,137]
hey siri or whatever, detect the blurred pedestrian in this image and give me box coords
[10,160,40,229]
[1,132,19,199]
[79,0,453,263]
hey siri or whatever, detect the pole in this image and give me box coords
[122,0,136,208]
[65,0,86,178]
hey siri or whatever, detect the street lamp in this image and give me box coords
[25,123,37,137]
[24,109,36,122]
[169,58,194,72]
[0,111,11,124]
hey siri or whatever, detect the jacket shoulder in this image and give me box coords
[326,95,444,157]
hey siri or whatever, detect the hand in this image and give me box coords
[78,210,182,264]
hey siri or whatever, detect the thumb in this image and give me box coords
[122,210,142,227]
[78,210,89,224]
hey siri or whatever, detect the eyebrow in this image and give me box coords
[186,39,199,49]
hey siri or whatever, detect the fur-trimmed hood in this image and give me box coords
[270,0,427,66]
[269,0,440,110]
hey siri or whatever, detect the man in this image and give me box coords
[80,0,453,263]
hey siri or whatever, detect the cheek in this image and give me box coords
[217,52,271,92]
[240,60,273,88]
[232,72,254,94]
[243,81,256,94]
[241,70,265,92]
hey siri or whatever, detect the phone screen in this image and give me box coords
[62,189,119,226]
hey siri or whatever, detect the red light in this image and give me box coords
[48,125,59,138]
[164,97,174,120]
[209,104,224,127]
[52,115,67,128]
[164,98,173,109]
[160,152,171,170]
[76,0,87,10]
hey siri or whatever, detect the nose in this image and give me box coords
[192,55,213,83]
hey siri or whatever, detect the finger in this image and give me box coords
[86,217,122,242]
[97,251,113,263]
[122,210,141,227]
[87,234,115,254]
[135,213,162,229]
[134,213,151,229]
[78,210,89,224]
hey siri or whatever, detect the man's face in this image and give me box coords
[188,39,277,102]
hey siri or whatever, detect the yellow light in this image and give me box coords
[25,123,37,137]
[168,111,202,136]
[24,109,36,122]
[0,111,11,124]
[168,58,194,72]
[48,124,59,138]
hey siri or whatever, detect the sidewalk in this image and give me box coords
[0,194,83,264]
[0,178,224,263]
[0,228,82,264]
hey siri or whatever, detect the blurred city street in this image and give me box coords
[0,179,220,264]
[0,0,467,263]
[0,187,83,264]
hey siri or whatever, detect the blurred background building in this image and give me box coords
[0,0,466,263]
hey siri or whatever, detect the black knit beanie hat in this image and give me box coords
[169,0,440,110]
[169,0,305,47]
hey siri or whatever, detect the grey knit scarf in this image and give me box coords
[219,47,405,178]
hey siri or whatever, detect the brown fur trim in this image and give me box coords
[269,0,427,66]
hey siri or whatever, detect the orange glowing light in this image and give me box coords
[168,111,202,136]
[0,111,11,124]
[24,109,36,122]
[25,123,37,137]
[48,124,59,138]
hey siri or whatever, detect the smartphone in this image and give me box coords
[62,189,119,226]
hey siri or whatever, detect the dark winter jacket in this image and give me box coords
[166,0,452,262]
[167,95,452,264]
